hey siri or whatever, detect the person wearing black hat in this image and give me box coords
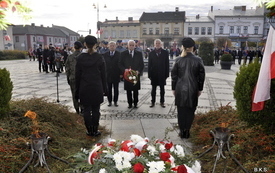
[75,35,107,137]
[65,41,83,115]
[171,37,205,139]
[116,40,126,52]
[99,41,109,54]
[36,44,43,72]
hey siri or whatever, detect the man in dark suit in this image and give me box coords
[103,41,121,107]
[119,40,144,108]
[148,39,169,108]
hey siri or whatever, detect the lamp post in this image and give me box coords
[93,2,107,40]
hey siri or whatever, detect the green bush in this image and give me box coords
[234,61,275,133]
[0,68,13,118]
[220,53,233,61]
[0,50,26,60]
[198,42,214,66]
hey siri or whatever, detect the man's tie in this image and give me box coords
[110,51,114,56]
[130,50,133,58]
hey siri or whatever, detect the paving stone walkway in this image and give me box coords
[0,59,240,145]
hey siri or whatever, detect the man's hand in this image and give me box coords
[172,90,175,96]
[198,91,202,97]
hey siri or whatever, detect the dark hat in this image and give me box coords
[181,37,195,48]
[103,41,108,45]
[85,35,97,46]
[117,40,122,43]
[134,40,138,43]
[39,44,42,47]
[74,41,83,49]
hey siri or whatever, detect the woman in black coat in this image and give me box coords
[75,35,107,136]
[171,37,205,139]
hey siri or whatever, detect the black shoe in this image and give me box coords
[114,102,118,107]
[180,129,190,139]
[108,102,112,106]
[134,104,138,108]
[128,105,132,108]
[92,126,101,136]
[149,103,155,108]
[160,103,166,108]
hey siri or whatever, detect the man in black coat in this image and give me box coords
[103,41,121,107]
[119,40,144,108]
[148,39,169,108]
[237,48,243,65]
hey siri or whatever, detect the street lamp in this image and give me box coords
[93,2,107,40]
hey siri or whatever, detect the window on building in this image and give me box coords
[55,38,57,42]
[149,28,153,35]
[59,38,61,43]
[188,27,192,35]
[174,27,179,35]
[230,26,234,34]
[236,26,241,34]
[219,26,224,34]
[127,30,131,38]
[254,26,259,34]
[49,38,52,42]
[143,28,147,35]
[133,30,137,38]
[70,37,72,41]
[112,30,116,38]
[15,36,19,42]
[104,31,108,39]
[207,27,212,35]
[155,28,159,35]
[120,30,124,38]
[244,26,248,34]
[33,37,36,42]
[201,27,206,35]
[164,27,169,35]
[195,27,199,35]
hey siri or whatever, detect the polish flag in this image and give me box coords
[252,26,275,111]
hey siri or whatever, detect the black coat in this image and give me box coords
[148,48,169,86]
[171,52,205,108]
[103,50,121,83]
[75,52,107,106]
[119,50,144,90]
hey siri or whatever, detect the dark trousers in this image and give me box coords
[126,90,138,105]
[107,82,119,103]
[38,58,42,72]
[238,56,242,65]
[177,106,196,130]
[83,104,100,127]
[151,85,165,103]
[69,80,80,113]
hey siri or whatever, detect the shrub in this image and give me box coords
[220,53,233,61]
[198,42,214,66]
[0,50,26,60]
[234,61,275,133]
[0,68,13,118]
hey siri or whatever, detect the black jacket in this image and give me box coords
[103,50,121,83]
[75,52,107,106]
[119,49,144,90]
[171,52,205,108]
[148,48,169,86]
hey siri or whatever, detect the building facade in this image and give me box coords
[0,25,14,50]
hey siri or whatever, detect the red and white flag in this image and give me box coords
[252,26,275,111]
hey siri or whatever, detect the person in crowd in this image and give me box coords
[49,45,56,72]
[103,41,121,107]
[231,48,237,64]
[248,48,255,64]
[115,40,126,53]
[99,41,109,54]
[36,44,43,72]
[65,41,83,115]
[54,47,63,73]
[237,48,243,65]
[42,45,50,73]
[171,37,205,139]
[75,35,107,137]
[148,39,169,108]
[119,40,144,108]
[214,48,220,64]
[256,47,263,62]
[62,44,69,64]
[28,47,35,61]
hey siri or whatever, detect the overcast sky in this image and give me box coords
[7,0,260,36]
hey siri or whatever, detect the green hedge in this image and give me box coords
[233,60,275,133]
[0,50,27,60]
[198,42,214,66]
[0,68,13,118]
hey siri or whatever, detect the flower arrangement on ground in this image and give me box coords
[124,67,139,85]
[70,135,201,173]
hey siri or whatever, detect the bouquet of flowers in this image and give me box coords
[70,135,201,173]
[124,67,139,85]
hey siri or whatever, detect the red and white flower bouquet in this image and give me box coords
[124,67,139,85]
[70,135,201,173]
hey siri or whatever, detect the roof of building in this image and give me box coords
[186,15,214,23]
[208,6,264,18]
[52,24,79,35]
[100,19,140,27]
[139,11,186,22]
[12,24,76,37]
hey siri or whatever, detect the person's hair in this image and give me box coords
[154,39,162,45]
[108,41,116,45]
[127,40,135,46]
[85,35,97,54]
[180,46,194,57]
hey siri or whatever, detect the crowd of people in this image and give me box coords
[28,36,205,139]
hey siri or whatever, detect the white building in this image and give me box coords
[208,5,265,48]
[0,25,14,50]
